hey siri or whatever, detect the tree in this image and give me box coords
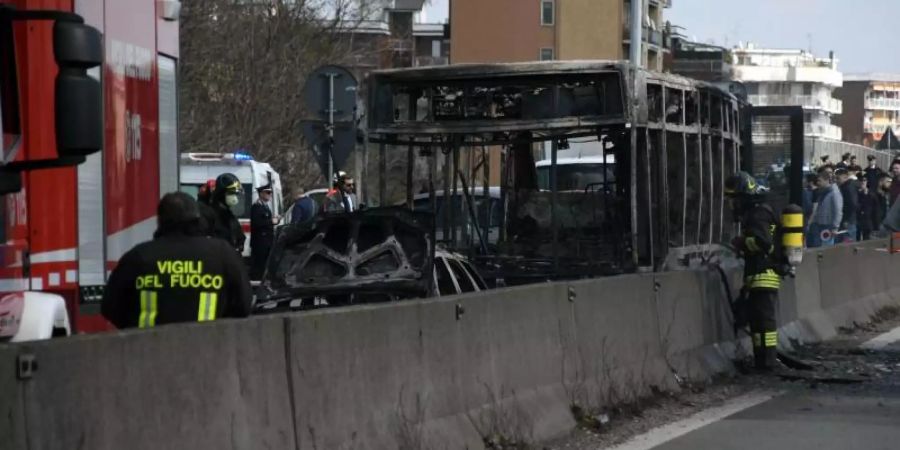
[179,0,386,197]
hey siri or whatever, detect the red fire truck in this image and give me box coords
[1,0,180,336]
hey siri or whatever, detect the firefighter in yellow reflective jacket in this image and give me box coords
[102,192,252,329]
[725,172,780,370]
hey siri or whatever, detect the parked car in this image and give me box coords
[254,207,488,313]
[281,188,329,224]
[535,155,616,192]
[408,187,502,246]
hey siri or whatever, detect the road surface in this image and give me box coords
[550,307,900,450]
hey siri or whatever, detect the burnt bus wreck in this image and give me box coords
[367,61,750,284]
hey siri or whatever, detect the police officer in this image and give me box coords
[210,173,247,252]
[250,184,277,279]
[725,172,781,371]
[101,192,252,328]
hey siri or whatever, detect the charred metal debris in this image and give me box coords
[366,61,750,284]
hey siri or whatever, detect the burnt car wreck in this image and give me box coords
[255,208,434,311]
[367,61,751,283]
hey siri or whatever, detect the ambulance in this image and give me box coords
[179,152,284,257]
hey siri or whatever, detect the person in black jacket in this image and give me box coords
[857,181,877,241]
[864,155,884,193]
[210,172,247,252]
[101,192,252,329]
[196,179,219,237]
[249,184,278,279]
[835,168,859,243]
[875,174,893,233]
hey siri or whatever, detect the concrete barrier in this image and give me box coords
[9,316,295,450]
[0,345,26,449]
[1,241,899,449]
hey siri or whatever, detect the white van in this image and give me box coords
[180,152,284,257]
[535,155,617,192]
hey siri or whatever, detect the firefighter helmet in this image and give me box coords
[724,172,762,197]
[214,173,242,196]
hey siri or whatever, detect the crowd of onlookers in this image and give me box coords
[804,152,900,247]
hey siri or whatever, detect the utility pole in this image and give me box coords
[630,0,643,67]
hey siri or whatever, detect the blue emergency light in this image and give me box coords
[233,151,253,161]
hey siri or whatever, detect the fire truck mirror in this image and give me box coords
[53,21,102,158]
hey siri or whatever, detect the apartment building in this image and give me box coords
[413,22,450,67]
[731,44,843,142]
[835,74,900,147]
[340,0,427,70]
[450,0,672,71]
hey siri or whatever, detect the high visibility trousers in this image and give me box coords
[748,289,778,370]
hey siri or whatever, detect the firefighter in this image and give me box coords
[196,179,219,237]
[101,192,252,328]
[210,172,247,252]
[725,172,781,371]
[249,183,277,279]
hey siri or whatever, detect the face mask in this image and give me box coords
[225,194,240,207]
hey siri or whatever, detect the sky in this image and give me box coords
[422,0,900,75]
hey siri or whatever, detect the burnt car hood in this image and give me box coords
[258,207,434,301]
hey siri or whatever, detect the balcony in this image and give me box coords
[805,123,842,140]
[623,26,666,49]
[865,97,900,111]
[864,121,900,134]
[747,95,842,114]
[752,122,841,143]
[414,56,448,67]
[733,65,842,87]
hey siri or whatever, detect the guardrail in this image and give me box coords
[2,241,899,449]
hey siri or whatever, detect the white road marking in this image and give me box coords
[860,326,900,350]
[604,390,781,450]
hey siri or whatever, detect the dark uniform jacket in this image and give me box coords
[250,200,274,249]
[739,203,780,291]
[101,234,252,328]
[211,202,246,251]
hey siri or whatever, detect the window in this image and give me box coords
[447,259,476,293]
[536,163,617,191]
[0,18,21,161]
[540,48,554,61]
[461,261,487,290]
[803,82,813,95]
[435,258,457,296]
[541,0,554,26]
[431,40,441,58]
[158,56,179,198]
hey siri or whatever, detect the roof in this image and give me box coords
[388,0,425,11]
[413,22,444,36]
[370,60,629,79]
[844,73,900,83]
[412,186,501,200]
